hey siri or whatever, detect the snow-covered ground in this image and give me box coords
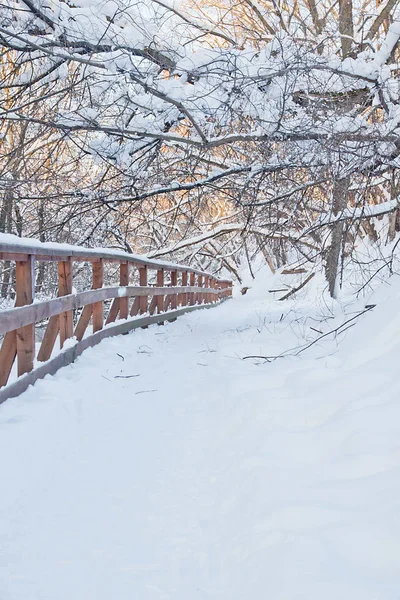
[1,270,400,599]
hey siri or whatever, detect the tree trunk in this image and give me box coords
[339,0,354,58]
[0,187,14,299]
[325,176,350,298]
[35,198,47,293]
[388,172,400,242]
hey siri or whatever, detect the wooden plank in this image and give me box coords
[0,293,83,335]
[74,305,92,341]
[37,315,59,362]
[148,295,157,315]
[139,266,148,314]
[92,259,103,332]
[177,273,183,306]
[105,298,120,325]
[170,271,177,310]
[197,275,203,305]
[58,258,73,349]
[180,272,188,306]
[0,252,29,261]
[119,262,129,319]
[189,272,195,305]
[130,296,140,316]
[156,269,165,325]
[0,331,17,388]
[211,278,216,303]
[163,295,171,311]
[156,269,164,314]
[15,257,35,377]
[35,255,70,262]
[167,271,178,323]
[0,297,231,405]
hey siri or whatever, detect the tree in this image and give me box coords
[1,0,400,293]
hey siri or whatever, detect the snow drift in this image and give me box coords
[0,270,399,599]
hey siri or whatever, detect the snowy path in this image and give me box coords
[1,278,400,599]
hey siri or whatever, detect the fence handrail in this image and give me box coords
[0,234,231,281]
[0,235,233,403]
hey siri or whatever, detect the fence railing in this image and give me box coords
[0,238,232,402]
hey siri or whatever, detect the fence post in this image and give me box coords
[171,270,177,310]
[16,255,35,377]
[181,271,188,306]
[139,266,148,314]
[156,268,164,325]
[92,259,104,332]
[189,272,195,305]
[59,258,73,348]
[197,275,203,304]
[119,262,129,319]
[0,256,35,386]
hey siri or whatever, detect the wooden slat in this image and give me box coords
[139,266,148,314]
[15,257,35,377]
[156,269,164,315]
[181,272,188,306]
[92,259,103,332]
[130,296,140,316]
[167,271,178,323]
[190,273,195,305]
[148,295,157,315]
[74,305,92,341]
[35,255,70,262]
[177,272,184,306]
[0,332,17,388]
[37,315,59,362]
[105,298,120,325]
[163,295,171,311]
[170,271,177,310]
[197,275,203,305]
[119,262,129,319]
[0,252,29,262]
[59,258,73,349]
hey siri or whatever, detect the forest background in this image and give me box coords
[1,0,400,299]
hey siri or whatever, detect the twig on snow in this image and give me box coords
[242,305,376,362]
[278,272,315,301]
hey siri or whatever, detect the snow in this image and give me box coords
[301,197,400,236]
[1,269,400,599]
[5,0,399,164]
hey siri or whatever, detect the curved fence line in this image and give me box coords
[0,236,216,276]
[0,238,232,402]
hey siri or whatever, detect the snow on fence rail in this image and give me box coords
[0,236,232,403]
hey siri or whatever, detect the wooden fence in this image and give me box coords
[0,239,232,403]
